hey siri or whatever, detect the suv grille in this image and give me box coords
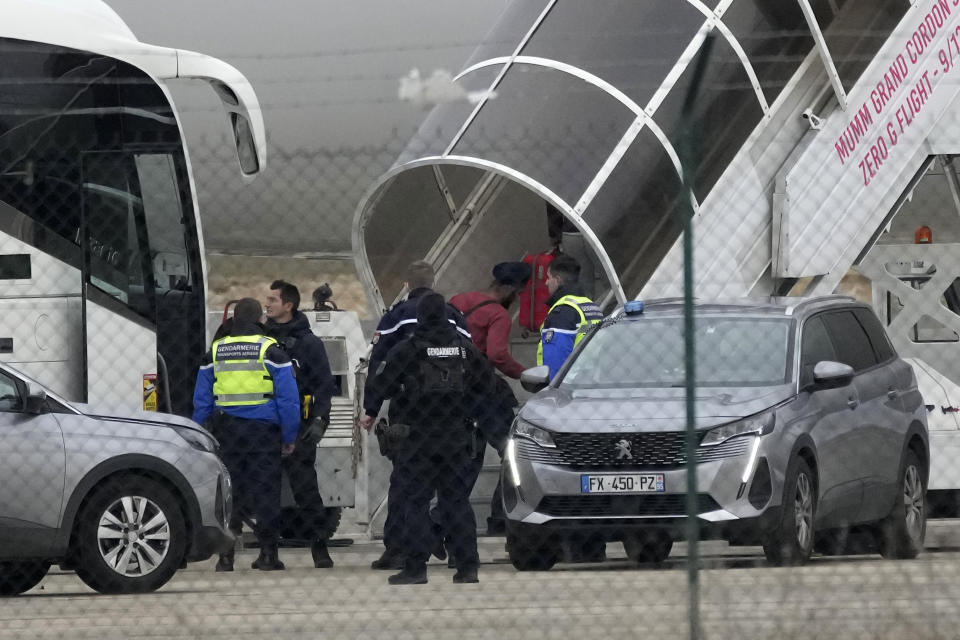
[516,432,751,469]
[537,494,721,517]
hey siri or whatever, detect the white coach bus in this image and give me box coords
[0,0,266,416]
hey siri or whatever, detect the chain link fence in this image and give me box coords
[6,1,960,638]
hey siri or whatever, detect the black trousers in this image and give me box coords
[396,435,478,569]
[218,415,282,547]
[433,437,503,541]
[476,442,505,530]
[281,439,329,541]
[382,461,405,555]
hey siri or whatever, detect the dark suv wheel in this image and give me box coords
[623,531,673,564]
[764,457,816,566]
[0,561,50,596]
[879,449,926,559]
[507,529,560,571]
[75,476,186,594]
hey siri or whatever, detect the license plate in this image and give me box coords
[580,474,665,494]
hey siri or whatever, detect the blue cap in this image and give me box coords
[624,300,645,315]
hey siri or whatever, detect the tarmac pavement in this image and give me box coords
[4,523,960,640]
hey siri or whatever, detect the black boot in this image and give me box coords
[388,561,427,585]
[215,550,234,572]
[371,549,405,570]
[452,565,479,584]
[311,539,334,569]
[251,545,285,571]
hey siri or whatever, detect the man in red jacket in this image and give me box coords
[450,262,531,380]
[450,261,530,536]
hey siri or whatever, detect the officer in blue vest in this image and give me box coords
[538,255,604,380]
[193,298,300,571]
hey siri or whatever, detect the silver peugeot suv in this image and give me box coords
[504,297,928,569]
[0,361,232,595]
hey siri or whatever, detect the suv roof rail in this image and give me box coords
[615,295,860,318]
[783,295,857,315]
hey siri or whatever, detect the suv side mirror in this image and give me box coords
[810,361,855,390]
[520,365,551,393]
[24,383,47,414]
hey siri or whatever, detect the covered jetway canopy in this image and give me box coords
[353,0,908,314]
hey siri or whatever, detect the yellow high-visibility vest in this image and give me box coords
[212,335,277,407]
[537,295,602,365]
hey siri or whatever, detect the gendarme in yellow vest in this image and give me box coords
[537,295,603,365]
[212,335,277,407]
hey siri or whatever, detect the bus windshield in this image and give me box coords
[0,37,199,320]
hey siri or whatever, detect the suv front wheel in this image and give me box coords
[622,531,673,564]
[879,449,926,559]
[75,476,187,594]
[763,457,816,566]
[507,529,561,571]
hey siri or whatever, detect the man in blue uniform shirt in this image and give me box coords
[537,255,604,380]
[193,298,300,571]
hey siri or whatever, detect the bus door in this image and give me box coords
[79,150,204,415]
[79,150,158,414]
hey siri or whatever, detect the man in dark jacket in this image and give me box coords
[370,292,497,585]
[265,280,338,568]
[359,260,469,570]
[193,298,300,571]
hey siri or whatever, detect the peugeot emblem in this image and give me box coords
[615,439,633,460]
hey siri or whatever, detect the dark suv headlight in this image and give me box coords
[172,425,218,453]
[701,413,775,446]
[513,418,556,448]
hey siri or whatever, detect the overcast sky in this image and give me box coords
[104,0,508,254]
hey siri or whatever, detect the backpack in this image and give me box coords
[519,251,557,331]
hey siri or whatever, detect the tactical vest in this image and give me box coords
[537,295,603,365]
[417,340,466,395]
[212,335,277,407]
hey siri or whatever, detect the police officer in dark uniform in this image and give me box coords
[265,280,337,568]
[539,255,604,379]
[370,292,497,585]
[359,260,469,570]
[538,254,605,562]
[193,298,300,571]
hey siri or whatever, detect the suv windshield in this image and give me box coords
[561,316,792,389]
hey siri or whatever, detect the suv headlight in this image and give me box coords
[513,418,556,449]
[701,412,775,446]
[173,425,218,453]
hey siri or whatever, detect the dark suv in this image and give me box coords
[505,297,928,569]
